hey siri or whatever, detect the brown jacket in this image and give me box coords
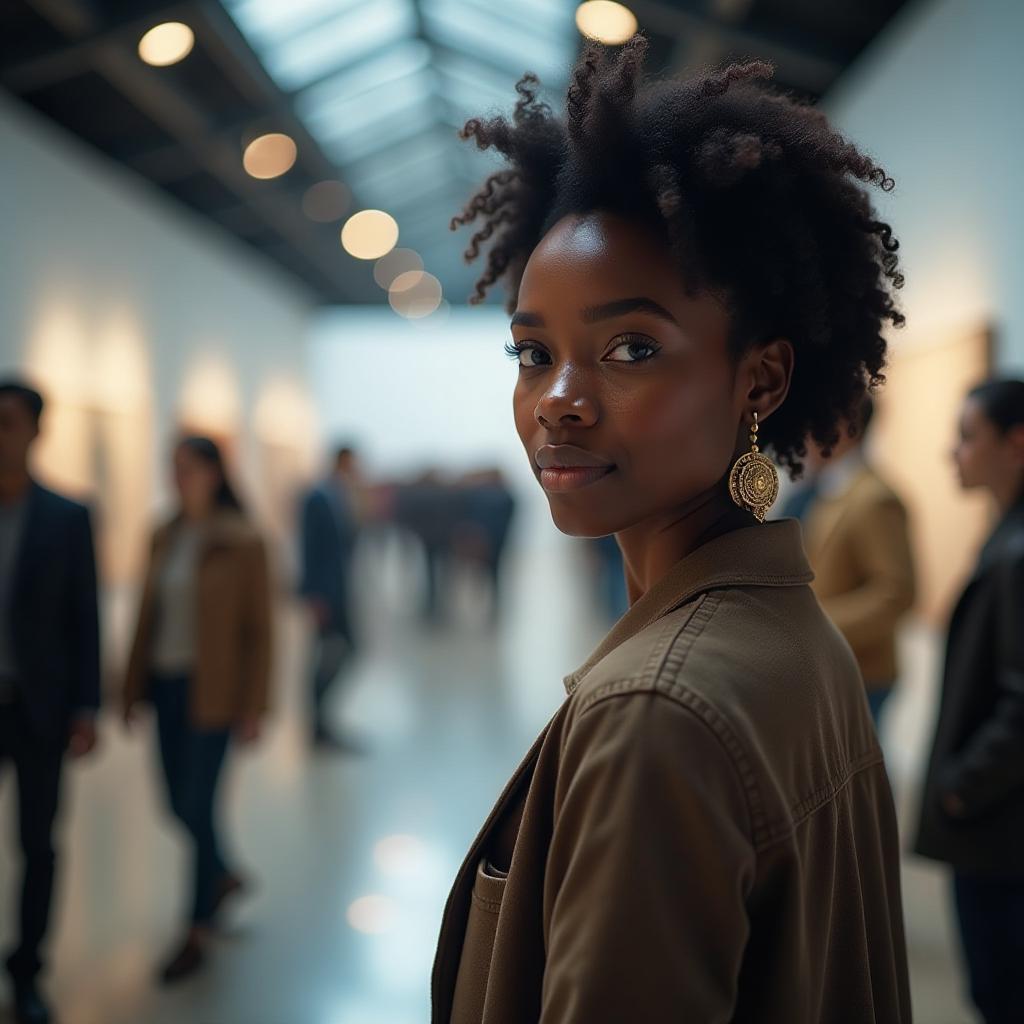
[123,512,272,728]
[804,465,916,688]
[433,521,910,1023]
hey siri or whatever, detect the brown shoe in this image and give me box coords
[158,934,205,985]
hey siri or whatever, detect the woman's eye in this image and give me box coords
[505,342,551,367]
[604,336,659,363]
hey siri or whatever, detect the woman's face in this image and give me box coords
[953,397,1021,492]
[173,446,219,514]
[511,212,754,538]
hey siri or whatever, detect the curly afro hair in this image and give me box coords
[451,36,905,477]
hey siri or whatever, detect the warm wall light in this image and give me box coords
[302,180,351,222]
[373,248,422,289]
[575,1,638,44]
[138,22,195,66]
[389,270,442,319]
[341,210,399,260]
[243,133,298,180]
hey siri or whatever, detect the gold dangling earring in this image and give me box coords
[728,411,779,523]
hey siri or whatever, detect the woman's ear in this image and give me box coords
[739,338,794,422]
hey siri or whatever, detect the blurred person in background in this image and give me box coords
[915,379,1024,1024]
[454,469,516,624]
[0,379,99,1024]
[781,395,916,727]
[433,40,910,1022]
[299,444,363,750]
[122,436,271,984]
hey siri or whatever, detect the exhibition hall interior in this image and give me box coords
[1,0,1023,1022]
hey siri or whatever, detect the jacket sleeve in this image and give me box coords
[818,497,916,653]
[70,504,101,715]
[238,534,273,718]
[541,693,755,1023]
[940,550,1024,816]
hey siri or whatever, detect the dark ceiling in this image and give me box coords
[1,0,908,307]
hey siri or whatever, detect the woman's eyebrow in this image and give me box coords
[510,310,545,327]
[582,297,679,325]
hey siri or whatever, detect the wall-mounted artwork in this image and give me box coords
[871,324,994,624]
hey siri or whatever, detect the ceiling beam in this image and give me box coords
[629,0,842,94]
[18,0,362,301]
[1,1,192,92]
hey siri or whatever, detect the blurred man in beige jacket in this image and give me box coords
[783,396,916,726]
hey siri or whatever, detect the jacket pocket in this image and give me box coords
[450,860,507,1023]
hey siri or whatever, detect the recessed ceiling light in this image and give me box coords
[341,210,399,260]
[575,1,638,45]
[138,22,195,67]
[242,133,297,180]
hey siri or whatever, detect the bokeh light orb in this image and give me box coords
[341,210,399,260]
[138,22,195,66]
[575,1,638,44]
[346,894,396,935]
[243,133,297,180]
[389,271,442,319]
[302,180,351,222]
[373,248,423,290]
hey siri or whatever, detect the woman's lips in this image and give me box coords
[539,465,616,492]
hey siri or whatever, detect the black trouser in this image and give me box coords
[311,609,356,736]
[0,699,64,984]
[953,872,1024,1024]
[150,674,231,926]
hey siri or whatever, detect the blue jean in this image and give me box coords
[151,674,231,925]
[953,873,1024,1024]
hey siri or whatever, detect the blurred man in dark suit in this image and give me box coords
[0,379,100,1024]
[299,445,361,751]
[783,396,916,727]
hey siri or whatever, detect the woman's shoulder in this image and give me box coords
[569,583,864,757]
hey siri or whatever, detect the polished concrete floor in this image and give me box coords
[0,535,980,1023]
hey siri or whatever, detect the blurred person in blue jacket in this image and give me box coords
[299,445,363,751]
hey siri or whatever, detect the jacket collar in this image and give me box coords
[975,494,1024,576]
[563,519,813,694]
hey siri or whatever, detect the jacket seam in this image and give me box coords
[470,893,503,914]
[575,593,720,714]
[574,685,758,848]
[756,749,886,851]
[574,594,764,846]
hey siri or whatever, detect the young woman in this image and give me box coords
[432,39,911,1022]
[915,379,1024,1024]
[123,436,272,982]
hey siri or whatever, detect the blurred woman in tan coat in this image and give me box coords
[123,436,272,983]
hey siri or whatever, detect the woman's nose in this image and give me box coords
[535,368,598,430]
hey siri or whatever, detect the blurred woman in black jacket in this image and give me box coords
[915,378,1024,1024]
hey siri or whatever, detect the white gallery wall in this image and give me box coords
[309,305,546,519]
[825,0,1024,372]
[0,91,319,584]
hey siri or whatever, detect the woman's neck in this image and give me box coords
[181,505,214,524]
[991,474,1024,517]
[615,484,754,603]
